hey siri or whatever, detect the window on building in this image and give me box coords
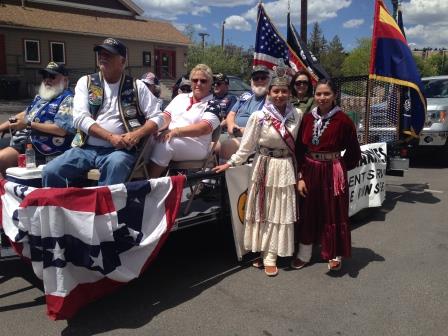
[143,51,151,66]
[50,42,65,64]
[24,39,40,63]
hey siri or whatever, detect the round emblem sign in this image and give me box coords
[237,189,248,225]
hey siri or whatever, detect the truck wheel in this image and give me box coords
[442,143,448,167]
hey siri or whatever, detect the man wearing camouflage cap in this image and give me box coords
[212,73,237,122]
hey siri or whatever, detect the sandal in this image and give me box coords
[290,258,308,270]
[252,257,263,269]
[264,265,278,277]
[328,259,342,271]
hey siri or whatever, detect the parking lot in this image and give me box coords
[0,152,447,336]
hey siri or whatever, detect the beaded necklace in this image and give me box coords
[310,105,341,145]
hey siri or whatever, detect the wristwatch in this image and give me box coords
[26,120,32,130]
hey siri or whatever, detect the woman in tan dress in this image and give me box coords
[214,70,303,276]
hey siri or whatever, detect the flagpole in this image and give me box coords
[365,79,371,145]
[301,0,308,44]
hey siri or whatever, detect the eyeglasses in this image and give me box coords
[191,78,208,84]
[295,80,309,86]
[179,86,191,93]
[42,73,56,80]
[213,81,226,87]
[252,76,268,81]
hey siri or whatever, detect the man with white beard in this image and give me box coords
[220,65,270,160]
[0,62,74,177]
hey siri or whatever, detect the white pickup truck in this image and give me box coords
[417,75,448,163]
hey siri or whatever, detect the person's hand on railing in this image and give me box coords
[212,162,231,173]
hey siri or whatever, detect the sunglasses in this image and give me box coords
[191,78,208,84]
[295,80,309,86]
[179,86,191,93]
[213,81,226,87]
[42,73,57,80]
[252,75,268,81]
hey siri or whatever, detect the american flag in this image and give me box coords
[253,4,310,74]
[0,176,184,320]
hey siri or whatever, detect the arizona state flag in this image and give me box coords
[369,0,426,137]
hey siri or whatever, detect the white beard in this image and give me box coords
[38,81,65,101]
[251,82,268,97]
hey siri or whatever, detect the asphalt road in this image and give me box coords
[0,154,447,336]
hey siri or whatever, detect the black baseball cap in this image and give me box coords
[38,61,68,76]
[94,37,127,58]
[213,73,229,84]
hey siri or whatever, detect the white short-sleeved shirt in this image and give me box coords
[73,76,163,147]
[163,92,220,147]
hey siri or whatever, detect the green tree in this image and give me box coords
[426,52,448,75]
[186,44,251,77]
[412,55,437,77]
[308,22,327,60]
[321,35,346,77]
[341,38,371,76]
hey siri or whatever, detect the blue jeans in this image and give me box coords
[42,145,136,187]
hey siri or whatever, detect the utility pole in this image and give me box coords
[391,0,399,20]
[198,32,209,49]
[221,20,226,50]
[300,0,307,43]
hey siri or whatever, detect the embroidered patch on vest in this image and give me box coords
[89,85,103,106]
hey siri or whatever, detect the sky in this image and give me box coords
[133,0,448,51]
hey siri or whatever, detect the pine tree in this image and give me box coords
[308,22,327,60]
[322,35,346,77]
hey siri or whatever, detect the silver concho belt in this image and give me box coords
[259,146,290,158]
[308,151,341,161]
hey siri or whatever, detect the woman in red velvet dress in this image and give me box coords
[291,79,361,271]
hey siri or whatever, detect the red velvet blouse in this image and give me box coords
[296,110,361,171]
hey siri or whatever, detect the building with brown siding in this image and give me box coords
[0,0,190,98]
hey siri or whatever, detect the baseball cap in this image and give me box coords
[179,78,192,87]
[141,72,159,86]
[94,38,127,58]
[213,73,229,84]
[38,61,68,76]
[251,65,270,77]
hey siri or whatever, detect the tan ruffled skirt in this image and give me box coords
[243,155,297,257]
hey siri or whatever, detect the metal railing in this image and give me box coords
[333,75,401,145]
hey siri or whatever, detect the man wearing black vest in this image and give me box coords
[43,38,163,187]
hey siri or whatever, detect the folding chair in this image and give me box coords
[86,135,153,183]
[168,125,221,215]
[127,135,153,181]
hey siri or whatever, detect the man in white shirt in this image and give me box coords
[42,38,163,186]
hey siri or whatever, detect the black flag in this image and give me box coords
[286,12,330,79]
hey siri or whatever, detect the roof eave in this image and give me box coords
[0,24,190,46]
[118,0,144,16]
